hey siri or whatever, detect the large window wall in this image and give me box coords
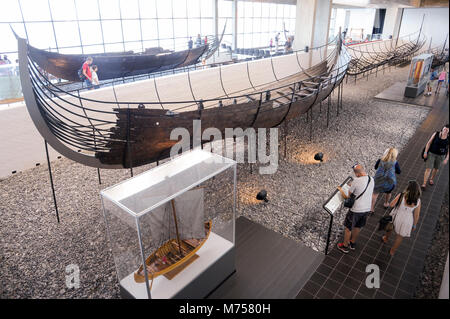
[236,0,296,49]
[218,0,233,48]
[1,0,216,62]
[329,7,377,41]
[1,0,299,62]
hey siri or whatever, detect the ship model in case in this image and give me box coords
[133,187,211,289]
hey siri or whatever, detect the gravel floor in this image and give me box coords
[0,65,432,299]
[414,190,449,299]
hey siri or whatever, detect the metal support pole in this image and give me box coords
[126,108,134,177]
[96,168,101,185]
[92,127,102,185]
[337,83,340,117]
[325,214,334,255]
[45,140,60,223]
[327,94,330,128]
[284,120,287,159]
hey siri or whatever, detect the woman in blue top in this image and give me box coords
[370,148,401,213]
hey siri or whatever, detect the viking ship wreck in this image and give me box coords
[430,46,449,69]
[18,33,351,169]
[133,188,211,287]
[346,31,426,77]
[13,26,224,82]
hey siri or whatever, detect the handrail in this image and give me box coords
[31,40,341,107]
[49,35,340,95]
[20,33,351,169]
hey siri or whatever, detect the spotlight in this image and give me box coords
[256,189,269,202]
[314,152,324,162]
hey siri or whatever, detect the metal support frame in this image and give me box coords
[327,94,330,128]
[126,108,134,177]
[45,140,60,223]
[324,215,334,255]
[284,120,288,159]
[333,83,341,116]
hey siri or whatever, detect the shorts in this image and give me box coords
[438,79,444,83]
[374,184,395,194]
[84,79,92,89]
[426,152,445,169]
[344,210,369,231]
[383,184,395,194]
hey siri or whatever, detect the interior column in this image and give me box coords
[293,0,332,66]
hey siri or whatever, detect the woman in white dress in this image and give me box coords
[382,180,421,256]
[90,65,99,89]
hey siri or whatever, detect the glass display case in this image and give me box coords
[404,53,433,98]
[0,63,22,102]
[101,149,237,299]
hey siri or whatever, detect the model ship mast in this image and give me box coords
[134,188,211,287]
[170,199,183,256]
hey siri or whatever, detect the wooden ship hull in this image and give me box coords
[27,44,210,82]
[346,33,426,76]
[12,24,225,82]
[99,61,334,167]
[134,220,212,284]
[18,34,350,170]
[431,49,449,68]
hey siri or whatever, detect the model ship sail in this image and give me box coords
[134,188,211,286]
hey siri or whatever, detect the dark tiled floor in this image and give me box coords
[296,85,449,299]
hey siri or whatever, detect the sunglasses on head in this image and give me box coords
[352,163,359,169]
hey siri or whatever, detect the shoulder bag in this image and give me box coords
[378,193,403,231]
[344,176,371,209]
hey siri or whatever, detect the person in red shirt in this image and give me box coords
[82,57,93,89]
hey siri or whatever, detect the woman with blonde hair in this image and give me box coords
[370,147,401,213]
[382,180,421,256]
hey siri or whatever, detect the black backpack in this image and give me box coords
[78,67,86,81]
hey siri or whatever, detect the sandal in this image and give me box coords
[429,180,434,186]
[421,184,426,191]
[381,235,388,243]
[383,203,389,208]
